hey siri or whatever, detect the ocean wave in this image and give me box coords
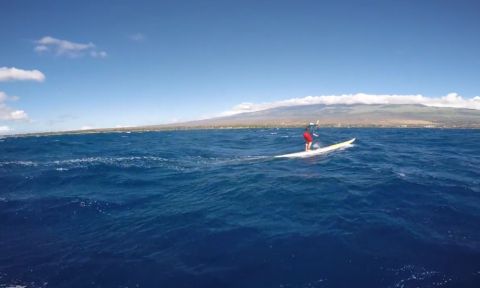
[0,156,171,170]
[387,265,452,288]
[1,128,479,287]
[0,272,43,288]
[0,160,38,167]
[1,155,273,172]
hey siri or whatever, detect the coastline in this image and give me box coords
[7,122,480,138]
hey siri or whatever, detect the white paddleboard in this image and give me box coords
[275,138,356,159]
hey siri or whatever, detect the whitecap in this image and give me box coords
[0,160,38,167]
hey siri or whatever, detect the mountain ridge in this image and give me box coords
[166,103,480,128]
[10,104,480,136]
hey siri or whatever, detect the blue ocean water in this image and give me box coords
[1,128,479,288]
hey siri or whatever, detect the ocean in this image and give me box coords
[1,128,479,288]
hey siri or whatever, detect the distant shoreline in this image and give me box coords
[5,123,480,138]
[5,103,480,138]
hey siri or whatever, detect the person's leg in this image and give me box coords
[305,142,308,151]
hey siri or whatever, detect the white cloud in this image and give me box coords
[35,36,107,58]
[129,33,146,42]
[221,93,480,116]
[10,110,28,120]
[0,107,28,121]
[0,91,29,121]
[34,45,49,52]
[8,95,20,101]
[0,67,45,82]
[80,125,94,130]
[0,68,41,121]
[0,126,12,134]
[0,106,28,121]
[90,51,108,58]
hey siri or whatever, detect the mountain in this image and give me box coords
[156,104,480,129]
[15,104,480,136]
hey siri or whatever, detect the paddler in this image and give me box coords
[303,125,313,151]
[303,122,318,151]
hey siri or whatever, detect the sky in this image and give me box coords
[1,0,480,134]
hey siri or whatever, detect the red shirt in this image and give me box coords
[303,131,313,142]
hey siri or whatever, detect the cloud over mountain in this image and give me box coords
[221,93,480,116]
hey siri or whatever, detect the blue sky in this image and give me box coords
[1,0,479,133]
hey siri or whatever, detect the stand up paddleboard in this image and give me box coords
[275,138,356,159]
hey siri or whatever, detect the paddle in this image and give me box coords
[313,119,319,137]
[312,120,320,149]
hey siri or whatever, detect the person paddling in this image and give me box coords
[303,122,318,151]
[303,126,313,151]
